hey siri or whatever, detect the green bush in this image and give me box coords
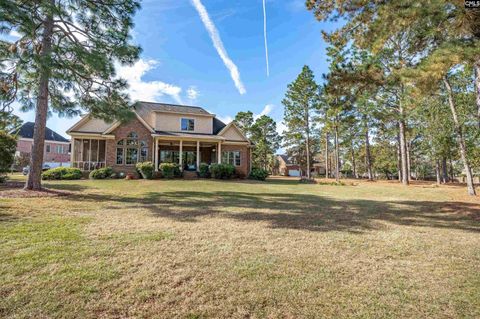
[198,163,210,178]
[136,162,154,179]
[159,163,181,179]
[210,163,235,179]
[89,167,114,179]
[42,167,82,180]
[0,131,16,174]
[249,168,269,181]
[0,175,7,183]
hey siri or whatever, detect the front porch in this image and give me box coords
[153,137,225,172]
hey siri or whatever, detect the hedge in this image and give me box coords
[249,168,269,181]
[42,167,82,180]
[210,163,235,179]
[136,162,154,179]
[159,163,181,179]
[89,167,114,179]
[198,163,210,178]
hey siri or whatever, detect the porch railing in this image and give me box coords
[72,161,106,171]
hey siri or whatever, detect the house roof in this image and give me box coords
[278,154,297,165]
[135,101,212,116]
[14,122,69,142]
[212,117,227,134]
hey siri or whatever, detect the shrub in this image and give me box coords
[89,167,114,179]
[0,131,16,174]
[42,167,82,180]
[159,163,181,179]
[198,162,210,178]
[136,162,154,179]
[210,163,235,179]
[0,175,7,183]
[249,168,269,181]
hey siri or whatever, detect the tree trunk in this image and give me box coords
[334,122,340,182]
[406,140,412,180]
[25,10,54,191]
[449,157,454,182]
[325,132,329,179]
[364,119,373,181]
[396,133,402,182]
[398,118,409,185]
[475,62,480,129]
[441,157,449,183]
[305,107,311,179]
[443,76,476,196]
[435,160,441,185]
[350,139,357,179]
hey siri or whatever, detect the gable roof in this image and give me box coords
[278,154,296,165]
[15,122,69,142]
[135,101,212,116]
[217,122,249,141]
[213,117,226,134]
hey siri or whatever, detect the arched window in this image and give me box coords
[116,132,148,165]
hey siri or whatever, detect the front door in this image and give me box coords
[183,151,197,171]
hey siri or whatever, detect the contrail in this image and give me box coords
[262,0,269,77]
[191,0,246,95]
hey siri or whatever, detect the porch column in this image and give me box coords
[154,138,159,172]
[179,140,183,171]
[70,138,75,168]
[196,140,200,172]
[217,141,221,164]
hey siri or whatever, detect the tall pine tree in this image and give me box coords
[0,0,141,190]
[282,65,319,179]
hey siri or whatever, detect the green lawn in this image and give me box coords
[1,176,479,318]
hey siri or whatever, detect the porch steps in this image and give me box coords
[182,170,198,179]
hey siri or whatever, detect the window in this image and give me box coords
[222,151,241,166]
[56,145,64,154]
[181,118,195,131]
[116,132,148,165]
[116,148,124,165]
[46,145,51,153]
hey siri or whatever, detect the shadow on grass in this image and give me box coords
[67,190,480,234]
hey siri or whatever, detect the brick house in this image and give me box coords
[14,122,70,167]
[66,102,253,177]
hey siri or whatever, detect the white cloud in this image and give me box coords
[217,114,233,124]
[191,0,246,95]
[9,30,21,38]
[186,86,199,101]
[116,59,183,104]
[262,0,269,77]
[254,104,274,119]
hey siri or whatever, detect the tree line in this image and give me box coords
[281,0,479,195]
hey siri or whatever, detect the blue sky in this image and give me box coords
[13,0,339,138]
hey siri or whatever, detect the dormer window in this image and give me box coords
[181,118,195,131]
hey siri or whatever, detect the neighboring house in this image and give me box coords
[276,154,326,177]
[13,122,71,167]
[66,102,253,177]
[277,155,302,177]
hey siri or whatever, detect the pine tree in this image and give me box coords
[0,0,141,190]
[234,111,254,137]
[250,115,281,171]
[282,65,320,179]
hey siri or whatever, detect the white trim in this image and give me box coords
[18,137,70,144]
[151,134,225,142]
[69,133,115,139]
[153,110,215,118]
[66,114,90,133]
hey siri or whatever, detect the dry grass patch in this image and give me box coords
[0,175,479,318]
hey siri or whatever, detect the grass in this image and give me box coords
[1,175,479,318]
